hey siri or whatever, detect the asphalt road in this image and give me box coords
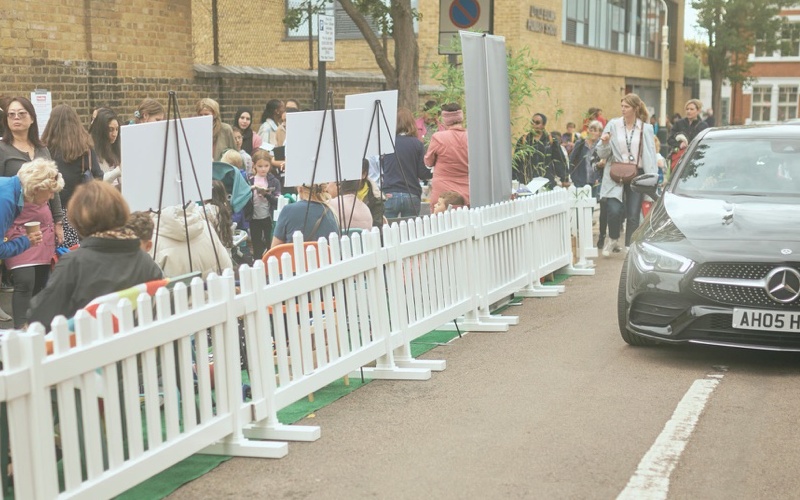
[158,252,800,499]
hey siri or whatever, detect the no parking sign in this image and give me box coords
[439,0,492,54]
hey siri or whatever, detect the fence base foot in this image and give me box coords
[354,366,431,380]
[202,438,288,459]
[562,264,596,276]
[395,358,446,371]
[436,315,519,332]
[244,423,321,442]
[515,284,563,297]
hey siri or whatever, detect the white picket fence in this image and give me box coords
[0,190,597,499]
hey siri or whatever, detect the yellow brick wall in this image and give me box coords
[4,1,194,79]
[193,0,396,71]
[195,0,685,129]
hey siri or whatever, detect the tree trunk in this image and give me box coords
[710,72,723,125]
[391,0,419,112]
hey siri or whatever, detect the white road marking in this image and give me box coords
[617,371,725,500]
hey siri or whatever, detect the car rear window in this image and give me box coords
[673,138,800,196]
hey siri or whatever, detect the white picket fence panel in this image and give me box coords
[0,189,592,498]
[0,274,284,500]
[381,209,474,371]
[567,185,598,273]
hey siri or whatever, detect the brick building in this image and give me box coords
[3,0,685,130]
[1,1,385,126]
[194,0,686,131]
[732,6,800,124]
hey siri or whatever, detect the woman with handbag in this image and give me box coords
[41,104,104,248]
[595,93,657,256]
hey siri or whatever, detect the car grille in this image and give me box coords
[688,313,800,349]
[691,262,800,310]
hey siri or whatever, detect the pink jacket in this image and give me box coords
[424,127,470,205]
[4,201,55,269]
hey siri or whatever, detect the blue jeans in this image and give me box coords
[605,184,642,246]
[384,192,421,219]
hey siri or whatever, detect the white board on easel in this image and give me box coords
[284,109,365,187]
[345,90,398,157]
[120,115,213,212]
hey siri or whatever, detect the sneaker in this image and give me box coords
[602,238,616,257]
[0,306,11,322]
[596,236,605,249]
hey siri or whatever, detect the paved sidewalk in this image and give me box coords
[168,254,626,499]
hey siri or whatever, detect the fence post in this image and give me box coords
[241,262,321,443]
[563,185,597,276]
[354,226,433,380]
[514,193,562,297]
[448,205,518,332]
[201,271,289,458]
[15,324,59,499]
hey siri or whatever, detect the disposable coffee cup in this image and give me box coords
[24,221,40,235]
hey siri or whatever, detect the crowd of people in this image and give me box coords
[0,89,715,329]
[519,95,715,257]
[0,95,477,329]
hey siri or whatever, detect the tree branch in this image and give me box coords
[337,0,397,88]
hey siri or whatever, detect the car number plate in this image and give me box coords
[732,308,800,333]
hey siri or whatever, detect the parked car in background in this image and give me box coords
[619,124,800,351]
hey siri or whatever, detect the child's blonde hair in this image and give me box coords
[220,149,243,169]
[439,191,466,210]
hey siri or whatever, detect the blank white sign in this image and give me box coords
[121,116,213,212]
[345,90,397,157]
[284,109,365,187]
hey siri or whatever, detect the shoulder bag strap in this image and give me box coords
[636,125,644,167]
[309,202,329,240]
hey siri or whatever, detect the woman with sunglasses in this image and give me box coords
[0,96,65,244]
[513,112,568,188]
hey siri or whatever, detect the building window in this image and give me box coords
[751,86,772,122]
[286,0,417,40]
[563,0,673,61]
[778,86,799,121]
[754,23,800,57]
[565,0,589,44]
[720,97,730,126]
[780,23,800,57]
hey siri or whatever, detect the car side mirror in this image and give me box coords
[631,173,660,201]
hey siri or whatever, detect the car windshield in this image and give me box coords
[672,138,800,197]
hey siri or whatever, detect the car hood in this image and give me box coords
[656,192,800,243]
[641,193,800,262]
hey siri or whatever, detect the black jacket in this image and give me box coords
[29,237,163,329]
[513,132,567,187]
[668,118,709,149]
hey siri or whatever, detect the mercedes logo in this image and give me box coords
[765,267,800,303]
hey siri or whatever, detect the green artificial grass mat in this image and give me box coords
[278,376,371,424]
[544,273,570,286]
[411,330,462,357]
[115,454,231,500]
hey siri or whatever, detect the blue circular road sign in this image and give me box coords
[449,0,481,29]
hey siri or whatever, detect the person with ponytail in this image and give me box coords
[271,183,337,246]
[132,98,165,124]
[595,93,657,256]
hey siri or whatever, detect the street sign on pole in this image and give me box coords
[319,14,335,62]
[439,0,492,54]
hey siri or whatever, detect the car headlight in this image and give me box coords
[633,242,694,273]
